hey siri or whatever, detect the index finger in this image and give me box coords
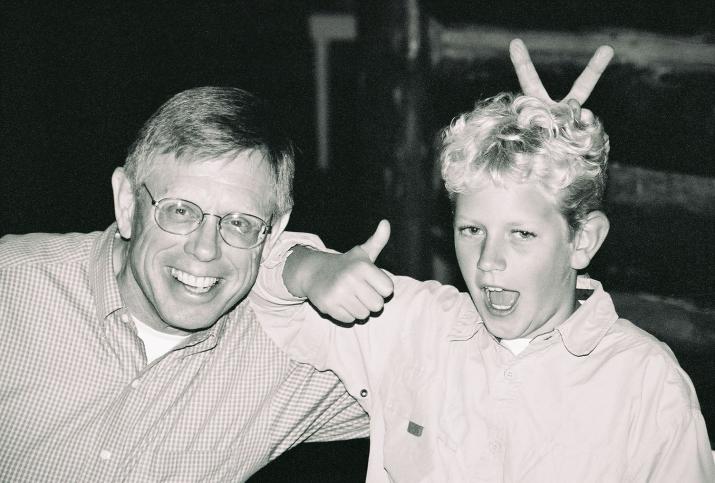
[564,45,614,104]
[510,38,551,102]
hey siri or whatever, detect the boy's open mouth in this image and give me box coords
[483,285,520,313]
[170,267,220,294]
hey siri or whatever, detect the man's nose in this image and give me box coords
[477,236,506,272]
[185,215,222,262]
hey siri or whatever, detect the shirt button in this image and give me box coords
[489,441,502,453]
[131,379,141,389]
[99,449,112,460]
[359,389,368,398]
[120,313,130,323]
[504,369,514,379]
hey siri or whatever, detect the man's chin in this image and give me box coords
[158,306,226,333]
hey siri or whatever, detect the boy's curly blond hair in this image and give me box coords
[440,92,609,233]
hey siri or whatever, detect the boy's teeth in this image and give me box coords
[485,286,519,310]
[171,268,219,289]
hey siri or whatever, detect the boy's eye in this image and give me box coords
[458,225,484,237]
[512,229,536,240]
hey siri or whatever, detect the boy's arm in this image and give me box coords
[627,354,715,481]
[282,220,393,323]
[249,221,398,371]
[646,408,715,481]
[250,222,471,372]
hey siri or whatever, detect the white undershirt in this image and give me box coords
[500,337,532,356]
[132,315,191,363]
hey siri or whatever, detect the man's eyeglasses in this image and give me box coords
[142,184,271,249]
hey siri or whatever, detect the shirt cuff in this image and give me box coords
[258,231,330,303]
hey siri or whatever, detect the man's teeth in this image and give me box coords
[171,268,219,292]
[484,286,519,310]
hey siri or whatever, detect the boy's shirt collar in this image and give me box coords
[554,276,620,356]
[447,276,620,357]
[447,294,482,341]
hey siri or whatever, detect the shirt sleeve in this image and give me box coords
[251,232,475,413]
[627,350,715,481]
[651,408,714,482]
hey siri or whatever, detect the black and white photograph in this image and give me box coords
[1,1,713,481]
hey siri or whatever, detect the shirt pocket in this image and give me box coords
[383,411,437,482]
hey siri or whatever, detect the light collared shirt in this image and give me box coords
[253,234,715,482]
[0,226,368,482]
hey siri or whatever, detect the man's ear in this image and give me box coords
[111,167,136,239]
[260,210,291,263]
[570,210,610,270]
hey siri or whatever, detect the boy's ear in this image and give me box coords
[260,210,291,263]
[570,210,610,270]
[111,167,136,239]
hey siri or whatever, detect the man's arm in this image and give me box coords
[510,38,614,123]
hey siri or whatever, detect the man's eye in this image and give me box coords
[174,207,188,216]
[513,230,536,240]
[224,216,259,234]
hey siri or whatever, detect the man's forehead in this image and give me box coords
[143,151,276,211]
[152,148,268,170]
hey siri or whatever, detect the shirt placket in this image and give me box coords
[84,314,214,481]
[488,340,522,478]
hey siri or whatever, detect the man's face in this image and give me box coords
[117,151,276,333]
[454,180,578,340]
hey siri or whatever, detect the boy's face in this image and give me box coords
[454,180,579,340]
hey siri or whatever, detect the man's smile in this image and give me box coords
[170,267,221,294]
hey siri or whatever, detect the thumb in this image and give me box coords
[360,219,391,262]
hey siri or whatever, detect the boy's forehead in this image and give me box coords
[454,181,561,221]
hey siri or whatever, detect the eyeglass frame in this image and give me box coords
[141,183,272,249]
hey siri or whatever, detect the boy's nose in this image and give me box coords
[185,215,222,262]
[477,237,506,272]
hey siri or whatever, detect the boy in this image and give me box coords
[254,92,714,481]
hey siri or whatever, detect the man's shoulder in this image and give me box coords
[0,230,101,270]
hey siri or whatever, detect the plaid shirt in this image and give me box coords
[0,226,368,482]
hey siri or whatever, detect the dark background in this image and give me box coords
[2,1,713,481]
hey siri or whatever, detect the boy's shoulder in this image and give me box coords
[0,230,101,270]
[606,317,677,361]
[602,317,700,405]
[391,275,477,322]
[387,275,480,345]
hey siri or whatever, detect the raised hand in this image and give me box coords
[288,220,394,323]
[509,38,614,122]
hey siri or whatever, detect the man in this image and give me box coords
[0,86,368,481]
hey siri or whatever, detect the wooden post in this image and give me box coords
[356,0,431,279]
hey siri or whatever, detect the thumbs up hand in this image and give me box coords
[284,220,395,323]
[358,219,391,262]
